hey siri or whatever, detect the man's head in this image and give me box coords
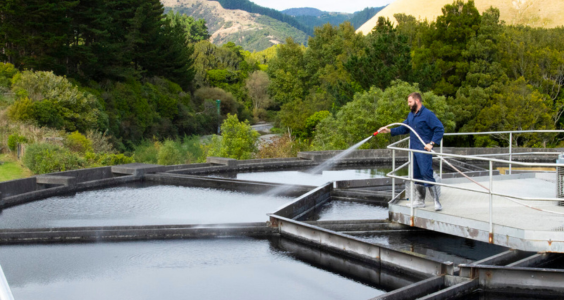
[407,92,423,113]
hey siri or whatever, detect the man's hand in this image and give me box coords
[424,143,433,151]
[378,127,390,134]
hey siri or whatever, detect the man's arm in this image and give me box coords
[428,112,445,145]
[390,119,409,136]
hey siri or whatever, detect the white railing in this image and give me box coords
[386,130,564,243]
[0,265,14,300]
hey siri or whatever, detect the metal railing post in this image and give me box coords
[439,138,443,179]
[0,265,14,300]
[410,151,414,226]
[509,132,512,175]
[392,149,395,199]
[489,161,494,243]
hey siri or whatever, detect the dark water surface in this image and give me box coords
[210,166,406,186]
[0,183,291,228]
[0,237,420,300]
[355,231,507,265]
[454,290,561,300]
[299,201,388,221]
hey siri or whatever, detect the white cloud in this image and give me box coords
[251,0,393,14]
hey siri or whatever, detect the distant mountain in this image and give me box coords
[162,0,308,51]
[282,7,324,17]
[357,0,562,34]
[214,0,313,36]
[284,6,385,30]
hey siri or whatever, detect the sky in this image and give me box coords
[250,0,394,14]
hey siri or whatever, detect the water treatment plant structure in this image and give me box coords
[0,130,564,299]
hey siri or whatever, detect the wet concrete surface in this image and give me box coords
[0,182,291,228]
[299,201,388,221]
[0,237,419,300]
[210,166,405,186]
[354,231,508,266]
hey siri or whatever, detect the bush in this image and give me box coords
[85,130,116,154]
[23,143,86,174]
[64,131,93,153]
[85,152,135,166]
[157,140,184,165]
[9,71,101,131]
[256,134,310,159]
[7,134,27,151]
[133,140,160,164]
[207,114,260,160]
[0,63,18,89]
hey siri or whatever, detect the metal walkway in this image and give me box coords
[390,173,564,252]
[386,130,564,253]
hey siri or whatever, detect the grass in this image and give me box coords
[0,153,33,182]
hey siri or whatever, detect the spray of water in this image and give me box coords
[264,135,373,196]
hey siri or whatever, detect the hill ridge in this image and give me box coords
[357,0,563,34]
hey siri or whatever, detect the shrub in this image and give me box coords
[157,140,184,165]
[64,131,93,153]
[23,143,86,174]
[85,130,115,154]
[9,71,101,131]
[0,63,18,89]
[133,140,160,164]
[85,152,135,166]
[7,134,27,151]
[207,114,259,160]
[256,134,310,159]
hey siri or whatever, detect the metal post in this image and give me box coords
[392,149,395,199]
[439,138,443,179]
[0,265,14,300]
[410,151,414,226]
[509,132,512,175]
[489,161,494,243]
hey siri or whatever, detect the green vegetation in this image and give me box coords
[207,114,260,160]
[291,7,385,30]
[215,0,314,35]
[167,3,308,51]
[0,154,32,182]
[1,0,564,179]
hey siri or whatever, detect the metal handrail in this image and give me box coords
[0,265,14,300]
[385,129,564,243]
[443,130,564,136]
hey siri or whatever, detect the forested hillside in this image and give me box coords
[162,0,308,51]
[1,0,563,179]
[287,7,385,29]
[282,8,324,17]
[214,0,313,35]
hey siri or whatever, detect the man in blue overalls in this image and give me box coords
[378,92,445,211]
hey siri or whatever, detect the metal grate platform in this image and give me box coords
[390,173,564,252]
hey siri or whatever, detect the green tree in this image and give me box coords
[413,0,482,97]
[473,77,555,147]
[346,17,413,91]
[267,38,308,105]
[453,7,509,132]
[166,11,210,43]
[207,114,260,160]
[313,81,454,150]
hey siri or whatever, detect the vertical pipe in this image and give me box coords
[0,265,14,300]
[509,132,512,175]
[439,138,443,179]
[489,161,494,243]
[410,151,414,226]
[392,149,395,200]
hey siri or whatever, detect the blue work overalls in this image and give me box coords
[391,106,445,187]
